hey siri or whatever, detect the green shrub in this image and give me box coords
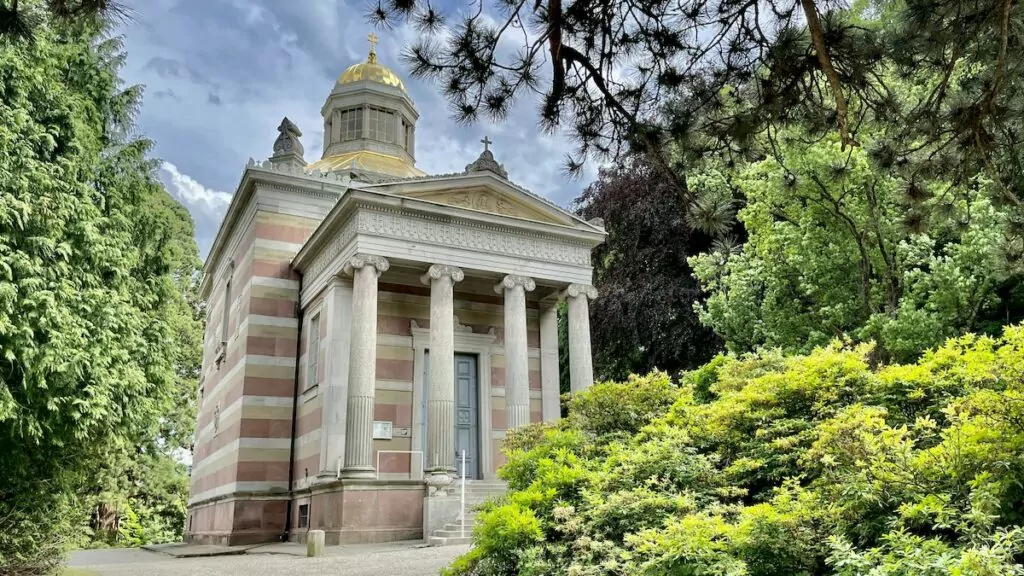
[448,326,1024,576]
[567,371,679,438]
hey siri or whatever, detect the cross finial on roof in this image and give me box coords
[467,136,507,178]
[368,32,379,57]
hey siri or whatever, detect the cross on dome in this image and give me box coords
[480,136,492,152]
[367,32,379,63]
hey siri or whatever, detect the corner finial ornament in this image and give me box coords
[466,136,509,179]
[269,117,306,169]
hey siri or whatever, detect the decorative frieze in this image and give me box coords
[356,208,591,266]
[304,218,357,282]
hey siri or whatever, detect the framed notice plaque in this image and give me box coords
[372,421,393,440]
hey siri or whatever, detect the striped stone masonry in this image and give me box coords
[188,197,331,544]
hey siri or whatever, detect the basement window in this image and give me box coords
[298,504,309,529]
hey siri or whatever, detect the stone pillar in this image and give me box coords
[340,254,389,478]
[421,264,464,490]
[539,305,560,422]
[321,278,352,476]
[566,284,598,393]
[495,275,535,430]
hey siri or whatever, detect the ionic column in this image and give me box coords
[495,275,535,430]
[539,305,560,422]
[566,284,598,393]
[421,265,464,485]
[340,254,389,478]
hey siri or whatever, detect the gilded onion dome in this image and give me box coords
[336,33,407,94]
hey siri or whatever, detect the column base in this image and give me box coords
[339,466,377,479]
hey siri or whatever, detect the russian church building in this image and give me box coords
[187,37,606,546]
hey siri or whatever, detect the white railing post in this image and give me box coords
[460,449,466,537]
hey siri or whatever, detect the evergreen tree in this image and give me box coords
[0,0,130,39]
[0,4,202,571]
[373,0,1022,209]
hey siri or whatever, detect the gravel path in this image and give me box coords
[68,542,470,576]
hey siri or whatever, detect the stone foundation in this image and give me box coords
[290,479,426,545]
[187,481,425,546]
[186,497,288,546]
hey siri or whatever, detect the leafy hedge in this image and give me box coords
[446,327,1024,575]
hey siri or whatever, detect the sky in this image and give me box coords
[116,0,596,258]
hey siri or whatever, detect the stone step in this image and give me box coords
[459,480,506,485]
[429,535,473,546]
[434,528,475,538]
[442,520,476,532]
[455,489,506,498]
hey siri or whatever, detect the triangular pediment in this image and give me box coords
[399,185,569,225]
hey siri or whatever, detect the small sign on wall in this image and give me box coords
[392,426,411,438]
[372,421,393,440]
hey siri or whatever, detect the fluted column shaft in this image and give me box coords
[539,305,560,422]
[566,284,598,393]
[496,275,535,430]
[422,265,464,479]
[341,254,389,478]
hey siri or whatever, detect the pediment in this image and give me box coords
[399,185,569,225]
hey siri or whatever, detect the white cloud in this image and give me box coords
[158,161,233,257]
[160,161,233,217]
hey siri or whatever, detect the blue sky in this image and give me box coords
[116,0,595,257]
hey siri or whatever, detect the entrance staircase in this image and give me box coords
[428,480,507,546]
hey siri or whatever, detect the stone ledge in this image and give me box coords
[187,491,290,509]
[146,542,263,557]
[302,478,427,496]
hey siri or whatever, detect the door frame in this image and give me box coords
[410,318,496,480]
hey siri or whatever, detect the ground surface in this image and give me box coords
[67,541,470,576]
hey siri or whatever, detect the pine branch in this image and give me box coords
[800,0,858,149]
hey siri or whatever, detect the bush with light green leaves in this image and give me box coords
[444,328,1024,576]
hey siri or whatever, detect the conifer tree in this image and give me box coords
[0,3,202,571]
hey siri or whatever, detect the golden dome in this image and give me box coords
[338,61,407,93]
[338,34,407,94]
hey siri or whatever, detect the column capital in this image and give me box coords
[420,264,465,285]
[565,283,598,300]
[343,254,390,276]
[494,274,536,294]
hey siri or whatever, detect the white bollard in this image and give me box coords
[307,529,325,557]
